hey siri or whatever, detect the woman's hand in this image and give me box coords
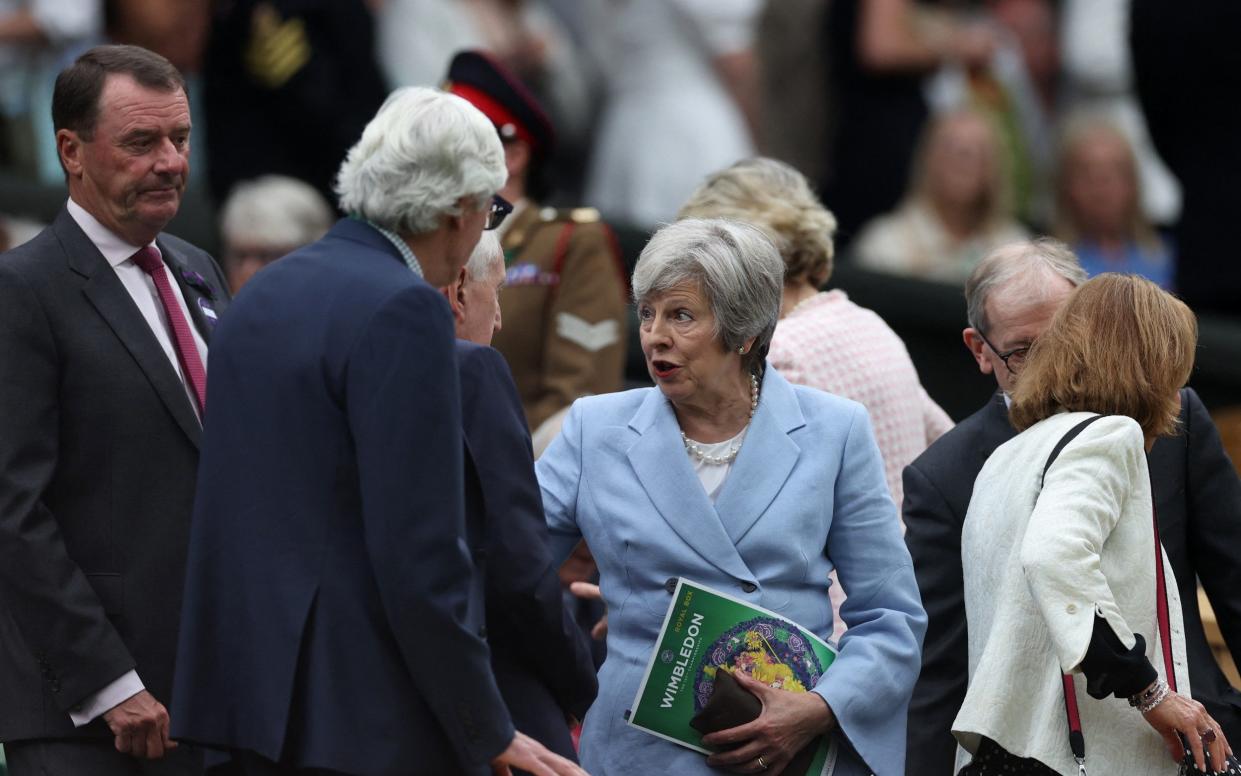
[568,581,607,640]
[701,670,836,775]
[1142,688,1232,772]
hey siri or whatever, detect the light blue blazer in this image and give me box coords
[537,367,927,776]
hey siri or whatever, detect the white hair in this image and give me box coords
[465,232,503,281]
[335,87,506,236]
[633,218,783,372]
[220,175,333,249]
[964,238,1088,332]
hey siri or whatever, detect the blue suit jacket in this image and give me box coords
[171,219,513,775]
[456,340,598,758]
[536,367,927,776]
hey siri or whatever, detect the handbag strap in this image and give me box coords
[1041,415,1108,771]
[1152,505,1177,693]
[1042,416,1178,775]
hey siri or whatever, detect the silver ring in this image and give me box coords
[756,755,768,770]
[1202,728,1218,744]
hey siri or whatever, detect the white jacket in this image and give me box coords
[954,412,1190,776]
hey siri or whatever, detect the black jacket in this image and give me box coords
[904,389,1241,773]
[0,208,229,742]
[458,341,598,761]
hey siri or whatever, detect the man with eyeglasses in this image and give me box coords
[902,238,1241,774]
[170,87,586,776]
[444,50,628,434]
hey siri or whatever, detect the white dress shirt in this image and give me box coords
[66,198,207,418]
[64,198,208,726]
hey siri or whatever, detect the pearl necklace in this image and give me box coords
[680,372,760,466]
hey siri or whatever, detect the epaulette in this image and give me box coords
[538,207,602,225]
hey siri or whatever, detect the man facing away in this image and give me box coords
[440,233,599,768]
[0,44,230,776]
[903,238,1241,772]
[170,87,588,776]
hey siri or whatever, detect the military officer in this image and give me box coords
[446,50,629,432]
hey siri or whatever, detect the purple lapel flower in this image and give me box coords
[179,268,216,301]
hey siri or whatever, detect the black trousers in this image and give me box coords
[957,738,1057,776]
[5,738,203,776]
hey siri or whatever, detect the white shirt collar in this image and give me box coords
[65,197,158,268]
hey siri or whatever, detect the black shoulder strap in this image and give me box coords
[1041,415,1108,488]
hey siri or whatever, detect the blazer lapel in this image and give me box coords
[625,390,756,584]
[55,210,202,447]
[713,368,804,544]
[159,241,221,343]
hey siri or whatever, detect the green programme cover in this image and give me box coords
[627,578,839,776]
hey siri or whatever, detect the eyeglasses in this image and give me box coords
[485,194,513,231]
[977,329,1031,375]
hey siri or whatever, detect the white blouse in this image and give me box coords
[684,426,748,503]
[954,412,1190,776]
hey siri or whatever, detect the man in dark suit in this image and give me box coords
[171,87,586,776]
[903,238,1241,773]
[440,233,598,764]
[0,45,230,775]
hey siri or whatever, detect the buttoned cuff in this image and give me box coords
[69,670,144,727]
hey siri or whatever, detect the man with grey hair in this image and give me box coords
[441,232,506,345]
[441,231,599,767]
[903,239,1241,772]
[170,87,585,776]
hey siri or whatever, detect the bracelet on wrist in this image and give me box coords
[1136,681,1170,713]
[1128,680,1163,708]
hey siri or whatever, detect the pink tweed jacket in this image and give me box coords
[768,291,953,638]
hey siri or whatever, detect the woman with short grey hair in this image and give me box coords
[631,218,783,377]
[537,217,926,776]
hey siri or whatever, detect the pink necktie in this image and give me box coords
[131,246,207,414]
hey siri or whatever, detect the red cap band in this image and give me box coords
[448,82,537,150]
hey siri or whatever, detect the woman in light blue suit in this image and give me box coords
[537,219,927,776]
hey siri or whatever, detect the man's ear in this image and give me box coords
[963,328,994,376]
[441,268,469,325]
[451,268,470,324]
[57,129,84,178]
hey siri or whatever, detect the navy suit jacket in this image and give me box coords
[456,341,597,759]
[172,219,513,776]
[0,207,228,743]
[904,389,1241,773]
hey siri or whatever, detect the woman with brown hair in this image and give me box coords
[952,274,1233,774]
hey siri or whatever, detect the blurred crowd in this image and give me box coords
[1,0,1238,315]
[2,2,1241,774]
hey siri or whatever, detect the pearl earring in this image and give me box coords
[738,346,746,355]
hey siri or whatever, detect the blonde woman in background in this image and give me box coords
[853,109,1028,284]
[1054,114,1174,289]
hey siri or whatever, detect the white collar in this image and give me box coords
[66,197,158,268]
